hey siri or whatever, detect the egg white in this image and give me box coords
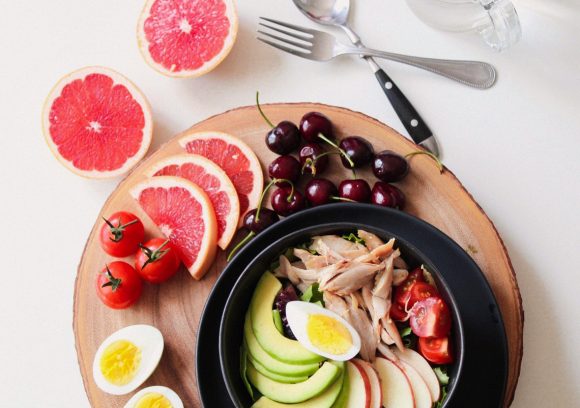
[92,325,164,395]
[285,301,361,361]
[123,386,183,408]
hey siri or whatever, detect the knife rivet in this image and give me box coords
[385,82,393,90]
[411,119,419,127]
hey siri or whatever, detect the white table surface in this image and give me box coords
[1,0,579,406]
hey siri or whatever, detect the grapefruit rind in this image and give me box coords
[136,0,239,78]
[41,66,153,179]
[130,176,218,280]
[178,131,263,224]
[145,153,240,250]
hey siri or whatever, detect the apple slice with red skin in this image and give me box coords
[345,361,371,408]
[374,357,414,408]
[352,359,382,408]
[398,360,433,408]
[393,347,441,402]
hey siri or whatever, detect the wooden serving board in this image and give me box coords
[74,103,523,407]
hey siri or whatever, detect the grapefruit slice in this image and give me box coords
[146,154,240,250]
[130,176,217,280]
[179,131,263,222]
[42,66,152,178]
[137,0,238,78]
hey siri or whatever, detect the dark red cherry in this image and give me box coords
[338,179,371,203]
[299,143,329,175]
[305,178,338,206]
[265,121,301,154]
[243,208,280,233]
[372,150,409,182]
[271,187,307,216]
[268,156,301,186]
[339,136,374,168]
[371,182,406,209]
[299,112,334,142]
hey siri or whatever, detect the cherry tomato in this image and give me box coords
[418,336,454,364]
[96,262,142,309]
[409,297,452,338]
[135,238,181,284]
[99,211,145,257]
[390,302,408,321]
[408,282,439,308]
[394,267,425,307]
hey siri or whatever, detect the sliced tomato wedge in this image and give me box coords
[418,336,454,364]
[390,302,408,321]
[409,297,452,338]
[408,281,439,308]
[393,267,425,307]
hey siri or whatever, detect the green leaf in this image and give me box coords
[435,385,448,408]
[433,366,449,385]
[272,309,283,334]
[341,232,365,245]
[300,283,324,305]
[296,240,318,255]
[240,346,254,400]
[399,326,412,338]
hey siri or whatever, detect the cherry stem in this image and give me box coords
[332,196,356,203]
[227,231,256,262]
[256,91,274,129]
[405,150,444,174]
[255,178,294,221]
[317,133,356,172]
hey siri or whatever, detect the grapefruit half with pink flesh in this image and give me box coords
[42,66,152,178]
[130,176,217,280]
[137,0,238,78]
[146,154,240,250]
[179,131,263,223]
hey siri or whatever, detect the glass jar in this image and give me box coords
[405,0,522,51]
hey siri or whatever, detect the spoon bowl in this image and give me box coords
[292,0,351,26]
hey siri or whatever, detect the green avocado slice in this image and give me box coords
[244,313,320,376]
[250,272,324,364]
[247,361,341,404]
[251,365,345,408]
[248,354,309,384]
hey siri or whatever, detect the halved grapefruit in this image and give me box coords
[130,176,217,280]
[42,66,153,178]
[179,131,263,222]
[146,154,240,250]
[137,0,238,78]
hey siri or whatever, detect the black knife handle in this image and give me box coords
[374,68,432,145]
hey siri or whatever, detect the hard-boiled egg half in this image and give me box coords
[92,325,164,395]
[286,301,361,361]
[123,386,183,408]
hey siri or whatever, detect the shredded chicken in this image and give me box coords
[393,268,409,286]
[293,248,328,270]
[357,230,384,250]
[310,235,369,260]
[320,262,383,295]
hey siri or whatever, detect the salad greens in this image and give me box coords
[341,232,365,245]
[300,283,324,305]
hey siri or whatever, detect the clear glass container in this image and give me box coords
[405,0,522,51]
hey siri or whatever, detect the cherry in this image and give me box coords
[299,143,329,175]
[339,136,374,168]
[271,187,307,216]
[268,156,301,185]
[305,178,338,206]
[338,179,371,203]
[371,181,406,209]
[372,150,409,182]
[265,121,301,154]
[243,208,280,233]
[300,112,334,142]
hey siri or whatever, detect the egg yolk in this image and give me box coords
[135,392,172,408]
[100,339,141,386]
[306,314,352,355]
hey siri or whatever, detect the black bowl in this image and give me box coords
[218,206,472,407]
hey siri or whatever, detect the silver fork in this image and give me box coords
[257,17,496,89]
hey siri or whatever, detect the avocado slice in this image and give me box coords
[251,365,344,408]
[248,354,309,384]
[247,361,341,404]
[250,272,324,364]
[244,313,320,377]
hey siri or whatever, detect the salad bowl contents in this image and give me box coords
[220,228,462,407]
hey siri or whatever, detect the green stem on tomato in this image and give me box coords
[227,231,256,261]
[101,265,122,291]
[103,217,138,242]
[139,239,170,270]
[256,91,275,129]
[405,150,444,174]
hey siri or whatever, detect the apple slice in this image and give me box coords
[345,361,371,408]
[352,359,382,408]
[398,360,432,408]
[393,347,440,401]
[374,357,414,408]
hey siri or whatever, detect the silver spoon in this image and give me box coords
[292,0,442,155]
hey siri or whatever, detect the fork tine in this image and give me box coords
[257,30,312,51]
[257,37,312,59]
[258,22,312,42]
[259,17,315,36]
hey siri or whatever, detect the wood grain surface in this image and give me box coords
[73,103,523,407]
